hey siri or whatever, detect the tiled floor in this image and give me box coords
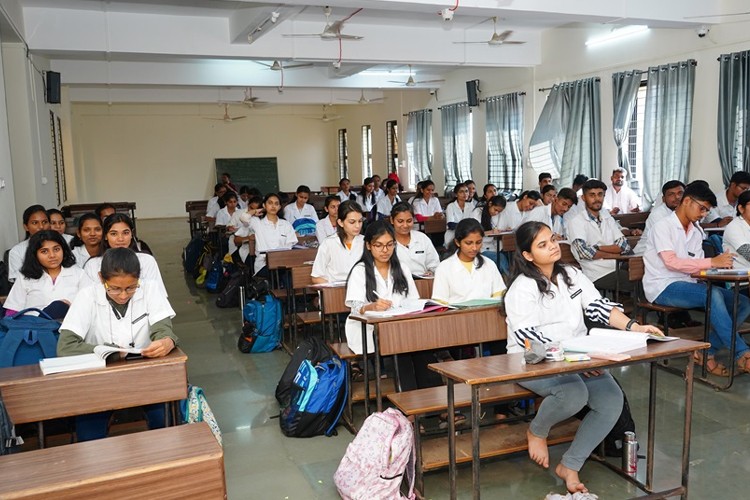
[144,218,750,499]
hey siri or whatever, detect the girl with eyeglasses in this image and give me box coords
[8,205,50,283]
[46,209,74,246]
[70,213,103,269]
[311,200,365,284]
[58,247,178,441]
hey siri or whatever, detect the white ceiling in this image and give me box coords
[2,0,737,104]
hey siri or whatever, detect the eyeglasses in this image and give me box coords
[104,280,140,296]
[688,197,711,214]
[370,241,396,251]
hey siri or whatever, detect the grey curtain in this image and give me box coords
[529,77,601,188]
[612,70,643,180]
[486,92,524,194]
[718,50,750,186]
[440,102,472,192]
[405,109,433,184]
[642,60,696,206]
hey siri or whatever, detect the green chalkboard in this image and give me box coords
[215,157,279,194]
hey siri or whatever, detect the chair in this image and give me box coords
[628,256,689,335]
[288,264,321,349]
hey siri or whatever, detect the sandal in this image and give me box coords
[736,353,750,374]
[693,352,729,377]
[350,363,364,382]
[438,412,467,430]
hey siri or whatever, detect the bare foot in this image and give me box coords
[555,463,588,493]
[526,428,549,468]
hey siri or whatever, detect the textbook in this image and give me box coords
[699,268,750,276]
[560,328,677,355]
[363,299,455,318]
[450,298,503,308]
[39,346,143,375]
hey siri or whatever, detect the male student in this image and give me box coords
[526,187,577,240]
[643,182,750,376]
[499,190,541,230]
[538,172,553,191]
[603,168,640,214]
[567,179,632,291]
[220,172,239,194]
[567,173,589,215]
[703,171,750,226]
[633,180,685,255]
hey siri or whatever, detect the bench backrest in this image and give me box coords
[628,256,645,281]
[559,242,579,267]
[291,264,314,290]
[318,285,348,315]
[266,247,318,270]
[423,218,447,234]
[414,279,433,299]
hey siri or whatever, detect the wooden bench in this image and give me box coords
[613,211,649,230]
[0,422,226,499]
[185,200,208,238]
[62,202,138,234]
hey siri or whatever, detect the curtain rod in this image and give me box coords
[479,91,526,103]
[538,77,601,93]
[402,109,433,116]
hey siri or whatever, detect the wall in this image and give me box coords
[0,40,18,254]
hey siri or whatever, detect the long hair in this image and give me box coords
[71,213,102,250]
[260,192,281,220]
[336,200,364,246]
[509,221,574,298]
[451,218,485,269]
[21,230,76,279]
[361,177,377,206]
[412,180,434,202]
[102,213,138,251]
[346,221,409,302]
[22,205,48,239]
[480,195,507,231]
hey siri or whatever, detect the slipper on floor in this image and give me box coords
[438,412,467,430]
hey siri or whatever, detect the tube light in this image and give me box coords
[586,25,648,47]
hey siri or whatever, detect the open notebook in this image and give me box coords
[363,299,455,318]
[560,328,677,355]
[39,346,143,375]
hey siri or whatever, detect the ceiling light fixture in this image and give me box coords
[585,25,648,47]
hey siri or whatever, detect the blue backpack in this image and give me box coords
[205,258,223,293]
[280,356,348,437]
[242,294,282,353]
[0,308,60,368]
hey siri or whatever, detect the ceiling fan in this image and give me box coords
[241,88,268,109]
[454,17,526,46]
[204,104,247,123]
[256,60,314,71]
[388,65,444,87]
[339,89,385,105]
[283,6,364,41]
[306,105,342,123]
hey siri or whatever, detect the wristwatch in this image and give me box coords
[626,319,637,331]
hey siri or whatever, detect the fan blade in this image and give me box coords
[283,33,324,38]
[232,116,247,121]
[416,79,445,84]
[335,34,363,40]
[501,41,526,45]
[388,80,406,84]
[684,11,750,19]
[283,63,314,69]
[453,41,495,44]
[497,30,513,41]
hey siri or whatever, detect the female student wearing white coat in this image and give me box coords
[390,202,440,276]
[246,193,298,277]
[70,213,103,269]
[312,201,365,284]
[8,205,50,283]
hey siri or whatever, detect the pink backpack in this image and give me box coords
[334,408,416,500]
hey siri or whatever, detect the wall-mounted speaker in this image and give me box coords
[466,79,480,107]
[46,71,61,104]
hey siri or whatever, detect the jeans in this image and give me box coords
[75,404,167,442]
[655,281,750,359]
[520,372,623,471]
[482,251,509,275]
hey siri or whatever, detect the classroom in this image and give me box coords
[0,1,749,498]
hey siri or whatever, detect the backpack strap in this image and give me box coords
[12,308,54,321]
[35,329,59,359]
[325,359,349,437]
[0,332,25,368]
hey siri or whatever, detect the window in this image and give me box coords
[338,128,348,179]
[626,81,647,195]
[486,92,524,196]
[386,120,399,173]
[361,124,372,178]
[440,103,472,192]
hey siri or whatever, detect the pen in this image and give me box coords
[372,291,392,308]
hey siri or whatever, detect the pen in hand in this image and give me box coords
[372,291,393,311]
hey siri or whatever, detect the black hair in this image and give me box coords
[522,190,542,202]
[324,195,339,208]
[222,191,238,203]
[683,182,717,207]
[464,179,479,201]
[46,208,64,221]
[94,203,116,219]
[661,180,686,195]
[222,172,232,179]
[453,182,467,196]
[247,195,263,207]
[413,180,434,201]
[541,184,556,196]
[383,179,398,192]
[556,187,578,204]
[260,193,281,219]
[100,247,141,280]
[296,185,311,195]
[102,213,138,251]
[20,230,76,279]
[482,184,497,198]
[729,171,750,186]
[611,167,627,177]
[346,220,409,302]
[360,177,376,206]
[508,221,574,298]
[213,183,224,194]
[239,185,251,195]
[480,195,507,231]
[248,187,262,197]
[339,177,350,187]
[737,190,750,216]
[452,218,485,269]
[71,213,103,250]
[686,179,709,189]
[538,172,552,182]
[572,174,589,187]
[581,179,607,194]
[336,200,364,245]
[22,205,48,239]
[390,201,415,220]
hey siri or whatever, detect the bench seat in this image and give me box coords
[387,383,534,416]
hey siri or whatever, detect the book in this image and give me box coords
[363,299,455,318]
[39,346,143,375]
[560,328,677,355]
[699,268,750,276]
[449,298,504,308]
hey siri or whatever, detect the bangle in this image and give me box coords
[626,319,637,331]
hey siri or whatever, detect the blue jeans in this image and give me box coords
[655,281,750,359]
[482,251,509,275]
[75,404,167,442]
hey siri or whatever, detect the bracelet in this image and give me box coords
[626,319,637,331]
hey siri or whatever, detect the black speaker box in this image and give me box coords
[466,79,479,107]
[46,71,61,104]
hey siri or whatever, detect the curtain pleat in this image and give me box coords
[440,103,472,192]
[486,92,524,194]
[718,50,750,186]
[406,110,433,184]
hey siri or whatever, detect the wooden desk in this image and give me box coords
[0,422,225,499]
[430,339,709,500]
[414,278,434,299]
[265,247,318,289]
[613,211,649,230]
[314,284,348,343]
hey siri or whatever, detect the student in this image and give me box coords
[70,213,103,268]
[246,193,298,277]
[4,230,91,319]
[603,168,641,214]
[541,184,557,206]
[471,195,509,274]
[526,187,577,240]
[444,182,475,247]
[499,190,539,230]
[644,182,750,375]
[568,174,590,215]
[723,190,750,268]
[58,248,178,441]
[336,178,357,202]
[390,202,440,276]
[371,174,385,201]
[230,196,263,266]
[8,205,50,283]
[47,209,74,245]
[375,179,401,219]
[83,213,167,296]
[505,221,661,494]
[633,180,685,255]
[215,191,239,229]
[432,218,506,304]
[538,172,553,191]
[221,172,239,194]
[94,203,116,221]
[229,195,262,228]
[283,185,319,236]
[206,183,227,221]
[411,180,443,222]
[476,183,498,207]
[238,185,251,210]
[316,196,340,244]
[356,177,378,216]
[708,170,750,223]
[312,201,365,284]
[465,179,479,204]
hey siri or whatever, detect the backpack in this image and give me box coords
[180,385,222,446]
[275,336,333,407]
[576,376,635,457]
[334,407,416,500]
[205,257,223,293]
[0,393,23,455]
[0,308,60,368]
[215,268,249,308]
[241,294,282,353]
[279,356,348,438]
[182,235,205,277]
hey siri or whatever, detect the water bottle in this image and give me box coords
[622,431,638,476]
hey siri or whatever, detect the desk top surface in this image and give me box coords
[348,304,503,325]
[429,339,709,385]
[690,271,750,282]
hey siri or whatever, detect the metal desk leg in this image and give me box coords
[361,322,370,415]
[646,362,657,490]
[448,379,457,500]
[698,281,739,391]
[374,326,382,412]
[472,385,481,500]
[682,353,696,499]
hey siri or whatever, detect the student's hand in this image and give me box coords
[632,206,641,213]
[369,299,393,312]
[433,212,445,219]
[582,370,603,378]
[632,323,664,336]
[711,252,734,269]
[629,229,642,237]
[610,207,620,215]
[141,338,175,358]
[719,217,733,227]
[551,233,564,242]
[226,225,236,233]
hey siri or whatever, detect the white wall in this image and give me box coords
[0,41,19,254]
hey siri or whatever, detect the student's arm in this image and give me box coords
[310,240,330,283]
[2,279,27,314]
[7,245,23,282]
[141,317,178,358]
[423,237,441,275]
[57,329,97,356]
[607,307,662,334]
[504,281,553,350]
[658,250,722,273]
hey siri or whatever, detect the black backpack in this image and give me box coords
[576,376,635,457]
[216,268,250,308]
[275,337,333,407]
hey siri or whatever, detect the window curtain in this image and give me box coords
[612,70,643,181]
[405,109,433,185]
[529,77,601,188]
[440,102,472,192]
[486,92,524,194]
[642,60,696,206]
[718,50,750,186]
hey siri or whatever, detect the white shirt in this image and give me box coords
[62,233,74,245]
[315,218,338,245]
[61,281,175,350]
[444,200,475,246]
[356,193,377,213]
[498,201,527,230]
[4,266,93,313]
[8,240,29,283]
[412,197,442,218]
[505,267,602,354]
[311,234,365,283]
[232,224,253,263]
[248,216,298,275]
[713,188,736,219]
[337,190,356,202]
[643,212,705,302]
[373,188,386,202]
[432,253,506,303]
[375,195,401,218]
[723,216,750,268]
[283,203,319,224]
[215,207,238,227]
[206,196,221,218]
[471,207,504,252]
[526,204,566,238]
[72,245,96,269]
[84,252,168,297]
[603,185,640,214]
[566,209,624,282]
[396,231,440,276]
[344,261,418,354]
[633,204,672,255]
